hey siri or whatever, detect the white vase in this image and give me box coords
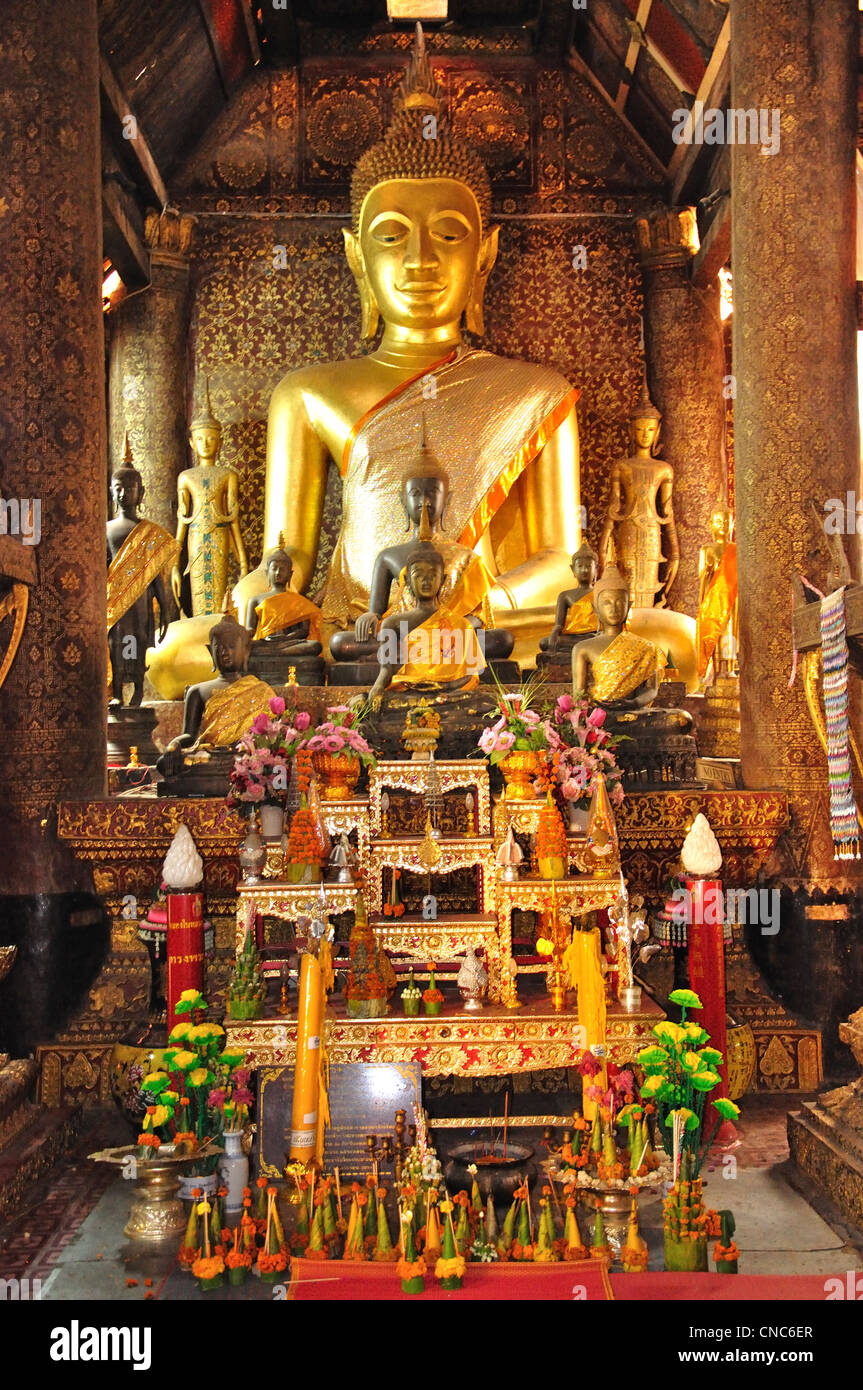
[259,803,284,840]
[568,802,591,834]
[218,1130,249,1217]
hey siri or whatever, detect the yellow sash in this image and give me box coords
[564,590,597,635]
[254,590,322,644]
[591,630,661,703]
[107,520,178,630]
[196,675,276,748]
[391,612,485,691]
[561,927,607,1121]
[696,543,737,678]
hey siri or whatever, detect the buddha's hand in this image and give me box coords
[354,610,379,642]
[171,567,183,606]
[549,624,562,649]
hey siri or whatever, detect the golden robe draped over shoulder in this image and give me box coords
[253,590,322,644]
[323,347,579,630]
[564,591,597,635]
[107,520,178,631]
[196,675,276,749]
[590,630,662,703]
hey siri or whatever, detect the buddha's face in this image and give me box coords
[357,179,485,331]
[210,630,249,674]
[404,476,446,527]
[267,556,292,589]
[111,475,142,516]
[711,509,731,542]
[595,587,630,628]
[572,557,596,589]
[409,557,445,602]
[630,416,660,452]
[190,425,221,464]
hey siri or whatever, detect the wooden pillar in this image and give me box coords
[637,208,727,616]
[108,210,196,531]
[730,0,862,888]
[0,0,107,877]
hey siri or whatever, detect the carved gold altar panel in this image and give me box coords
[370,913,502,1002]
[369,760,490,835]
[496,876,621,989]
[225,996,663,1079]
[368,834,497,914]
[235,882,359,953]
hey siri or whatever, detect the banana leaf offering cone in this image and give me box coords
[373,1194,399,1262]
[714,1210,739,1274]
[563,1196,587,1261]
[621,1193,649,1272]
[397,1210,426,1294]
[498,1194,519,1257]
[306,1202,330,1261]
[484,1193,499,1244]
[512,1190,533,1262]
[424,1199,443,1263]
[435,1201,466,1290]
[590,1205,611,1260]
[345,1195,367,1261]
[534,1198,559,1262]
[178,1195,199,1268]
[454,1194,471,1254]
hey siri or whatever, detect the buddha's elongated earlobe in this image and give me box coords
[343,227,380,342]
[465,224,499,337]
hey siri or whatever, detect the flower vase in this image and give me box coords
[664,1233,708,1272]
[499,751,542,801]
[218,1129,249,1219]
[311,751,361,801]
[538,855,566,880]
[259,803,284,840]
[568,801,591,835]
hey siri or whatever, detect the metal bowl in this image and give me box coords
[445,1139,537,1204]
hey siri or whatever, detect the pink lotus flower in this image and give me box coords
[295,711,311,732]
[587,707,606,728]
[269,695,286,716]
[251,713,270,734]
[556,693,573,713]
[246,783,265,801]
[495,730,516,752]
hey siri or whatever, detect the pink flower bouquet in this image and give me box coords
[477,688,549,766]
[227,696,309,811]
[542,694,625,810]
[304,704,376,768]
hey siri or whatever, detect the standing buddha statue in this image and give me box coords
[695,492,738,684]
[234,23,581,669]
[172,379,249,617]
[599,382,678,610]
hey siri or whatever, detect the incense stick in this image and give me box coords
[503,1090,509,1161]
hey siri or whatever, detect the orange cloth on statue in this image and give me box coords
[564,591,597,635]
[590,630,662,703]
[195,675,277,749]
[107,519,178,631]
[696,543,737,678]
[391,611,485,691]
[253,590,322,644]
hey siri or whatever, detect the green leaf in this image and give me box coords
[697,1047,723,1068]
[636,1045,668,1068]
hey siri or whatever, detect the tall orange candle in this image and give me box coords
[289,951,324,1164]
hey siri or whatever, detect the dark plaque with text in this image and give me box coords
[257,1062,422,1181]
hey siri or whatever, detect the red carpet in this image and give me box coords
[289,1257,612,1301]
[611,1272,840,1301]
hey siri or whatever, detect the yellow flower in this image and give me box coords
[179,989,202,1003]
[535,937,554,957]
[169,1023,190,1042]
[170,1050,198,1071]
[189,1068,211,1087]
[143,1070,168,1087]
[150,1105,172,1128]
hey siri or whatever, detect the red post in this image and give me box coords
[681,874,737,1143]
[166,891,204,1030]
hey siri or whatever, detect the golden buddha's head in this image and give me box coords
[208,613,251,675]
[709,497,733,543]
[571,539,598,589]
[264,545,293,590]
[405,541,446,603]
[628,381,662,455]
[593,563,631,629]
[189,377,222,465]
[345,25,498,340]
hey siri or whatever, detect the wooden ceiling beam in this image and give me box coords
[567,45,669,184]
[101,177,150,291]
[99,53,168,211]
[690,195,730,289]
[615,0,653,113]
[668,12,730,201]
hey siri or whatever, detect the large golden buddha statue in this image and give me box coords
[234,25,580,665]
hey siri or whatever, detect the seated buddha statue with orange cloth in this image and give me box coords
[573,563,662,710]
[244,544,323,656]
[538,539,598,667]
[368,533,486,701]
[156,614,275,775]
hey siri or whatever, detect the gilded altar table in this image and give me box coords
[224,993,664,1079]
[368,759,491,834]
[496,875,621,995]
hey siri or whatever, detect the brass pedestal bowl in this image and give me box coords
[445,1140,537,1204]
[89,1142,219,1244]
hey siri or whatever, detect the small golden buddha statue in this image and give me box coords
[245,542,323,654]
[236,24,580,666]
[599,383,678,610]
[106,439,177,706]
[538,539,598,664]
[369,534,485,701]
[573,564,663,709]
[172,379,249,617]
[695,492,738,684]
[157,614,275,775]
[329,428,513,672]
